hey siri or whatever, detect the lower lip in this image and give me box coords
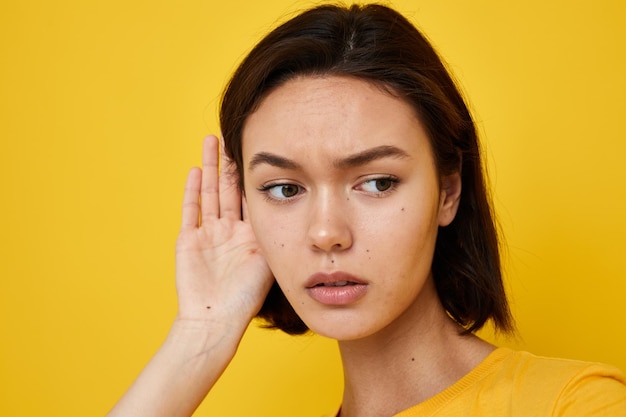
[306,284,368,305]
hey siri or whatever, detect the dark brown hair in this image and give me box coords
[220,3,513,334]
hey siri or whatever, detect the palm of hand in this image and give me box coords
[174,136,273,325]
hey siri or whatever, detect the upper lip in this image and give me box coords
[304,271,368,288]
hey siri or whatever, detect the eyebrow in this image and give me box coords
[248,152,302,171]
[333,145,410,168]
[247,145,410,172]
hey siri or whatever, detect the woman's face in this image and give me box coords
[241,76,460,340]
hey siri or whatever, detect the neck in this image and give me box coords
[336,279,494,417]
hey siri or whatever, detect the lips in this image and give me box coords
[305,272,367,288]
[314,280,351,287]
[305,272,368,305]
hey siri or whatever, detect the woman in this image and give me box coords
[107,4,626,416]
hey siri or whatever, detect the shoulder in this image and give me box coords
[394,348,625,416]
[496,348,624,380]
[489,348,626,416]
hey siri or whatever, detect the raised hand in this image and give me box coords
[175,135,273,328]
[107,136,274,417]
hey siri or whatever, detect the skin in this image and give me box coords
[107,75,494,417]
[107,138,275,417]
[244,75,457,341]
[242,76,494,416]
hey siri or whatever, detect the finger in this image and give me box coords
[218,136,243,221]
[201,135,220,222]
[181,167,201,230]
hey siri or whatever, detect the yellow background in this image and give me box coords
[1,1,624,416]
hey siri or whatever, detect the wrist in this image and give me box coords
[168,316,246,355]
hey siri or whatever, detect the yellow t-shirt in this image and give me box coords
[325,348,626,416]
[396,348,626,416]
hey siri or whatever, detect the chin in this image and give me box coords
[301,311,385,341]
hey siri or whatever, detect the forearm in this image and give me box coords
[106,318,245,417]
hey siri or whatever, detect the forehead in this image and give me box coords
[241,75,430,163]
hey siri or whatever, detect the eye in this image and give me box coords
[357,176,399,195]
[260,183,302,201]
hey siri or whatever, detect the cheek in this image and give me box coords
[248,208,296,276]
[363,204,439,270]
[251,219,287,254]
[362,203,435,242]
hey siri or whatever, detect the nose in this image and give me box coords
[307,190,353,253]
